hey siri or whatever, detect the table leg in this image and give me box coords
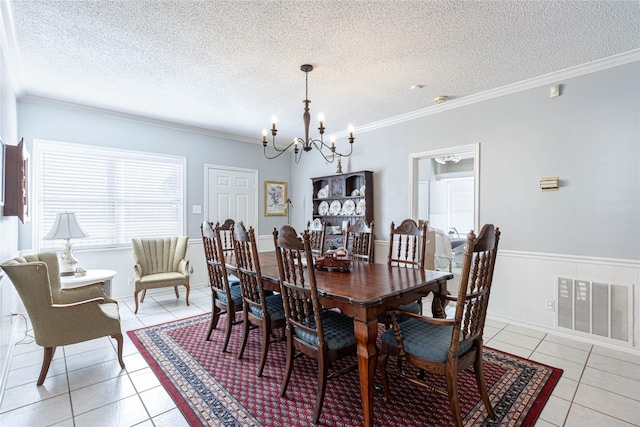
[353,317,379,427]
[431,279,450,319]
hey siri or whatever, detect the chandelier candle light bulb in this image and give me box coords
[262,64,355,164]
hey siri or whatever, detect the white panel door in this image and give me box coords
[205,165,257,229]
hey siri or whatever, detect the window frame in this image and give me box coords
[33,139,187,251]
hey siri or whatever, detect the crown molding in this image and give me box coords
[12,46,640,142]
[354,49,640,135]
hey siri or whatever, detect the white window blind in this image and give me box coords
[35,140,185,250]
[447,178,474,234]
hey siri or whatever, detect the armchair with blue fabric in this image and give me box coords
[378,224,501,427]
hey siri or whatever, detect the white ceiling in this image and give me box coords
[6,1,640,144]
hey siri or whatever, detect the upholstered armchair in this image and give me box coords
[132,236,190,313]
[1,252,125,386]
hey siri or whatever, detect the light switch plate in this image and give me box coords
[192,205,202,214]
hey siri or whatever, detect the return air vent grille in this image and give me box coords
[556,277,634,344]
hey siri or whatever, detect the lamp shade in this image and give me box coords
[43,212,88,240]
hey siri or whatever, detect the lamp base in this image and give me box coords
[59,239,79,277]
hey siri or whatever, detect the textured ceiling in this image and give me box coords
[7,1,640,144]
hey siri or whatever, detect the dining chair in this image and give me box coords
[201,221,243,350]
[306,219,327,256]
[378,224,501,427]
[273,225,357,425]
[344,219,374,262]
[218,218,236,255]
[383,218,429,318]
[233,222,286,377]
[219,218,241,283]
[387,218,428,269]
[1,253,125,385]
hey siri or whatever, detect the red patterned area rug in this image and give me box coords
[128,314,562,427]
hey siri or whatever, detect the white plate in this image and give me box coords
[355,199,366,215]
[329,200,342,215]
[317,184,330,199]
[359,184,366,195]
[351,189,359,196]
[312,218,322,229]
[318,201,329,215]
[341,199,356,215]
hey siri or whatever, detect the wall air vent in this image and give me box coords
[556,277,634,345]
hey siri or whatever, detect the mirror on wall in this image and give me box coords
[410,143,479,274]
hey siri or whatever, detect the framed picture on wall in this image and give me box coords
[264,181,287,216]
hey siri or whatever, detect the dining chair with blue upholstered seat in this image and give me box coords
[233,221,286,377]
[344,219,375,262]
[273,225,357,425]
[201,221,243,350]
[380,219,429,323]
[306,219,327,256]
[378,224,501,427]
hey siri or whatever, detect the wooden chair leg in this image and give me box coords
[313,354,329,424]
[222,307,234,353]
[184,284,190,306]
[134,290,141,314]
[140,289,147,303]
[446,371,463,427]
[206,295,221,340]
[174,286,179,298]
[279,327,294,397]
[237,309,250,360]
[257,322,271,377]
[112,333,126,369]
[37,347,56,386]
[474,350,495,419]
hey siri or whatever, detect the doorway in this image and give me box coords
[205,165,258,228]
[409,144,479,298]
[410,143,479,236]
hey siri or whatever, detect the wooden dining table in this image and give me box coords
[227,251,453,427]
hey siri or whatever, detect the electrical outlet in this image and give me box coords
[545,299,555,312]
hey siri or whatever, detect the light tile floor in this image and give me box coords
[1,286,638,427]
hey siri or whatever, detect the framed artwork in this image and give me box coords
[264,181,287,216]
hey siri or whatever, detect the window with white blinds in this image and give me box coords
[447,177,474,234]
[35,140,185,250]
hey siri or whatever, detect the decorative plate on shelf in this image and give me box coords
[359,184,366,195]
[355,199,366,215]
[312,218,322,229]
[317,185,330,199]
[329,200,342,215]
[341,199,356,215]
[351,189,359,196]
[318,201,329,215]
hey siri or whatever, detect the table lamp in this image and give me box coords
[43,212,88,276]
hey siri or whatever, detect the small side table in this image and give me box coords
[60,269,117,297]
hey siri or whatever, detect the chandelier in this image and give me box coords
[262,64,354,164]
[434,154,462,165]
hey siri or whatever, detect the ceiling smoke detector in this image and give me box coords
[434,96,448,104]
